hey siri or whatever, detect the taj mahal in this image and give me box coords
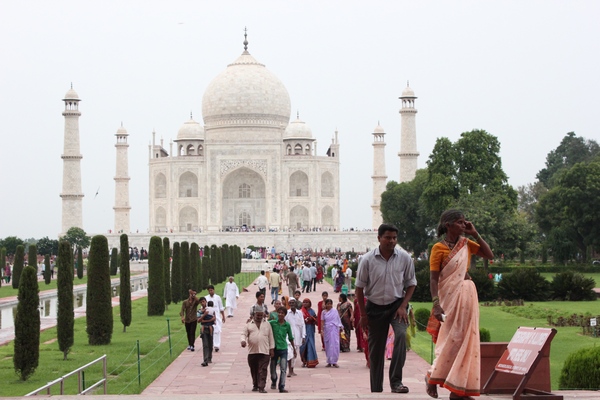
[59,34,419,251]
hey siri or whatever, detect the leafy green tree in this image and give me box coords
[110,247,118,275]
[190,243,199,290]
[147,236,165,316]
[43,254,51,285]
[163,237,171,309]
[63,227,91,252]
[180,241,191,300]
[13,265,40,380]
[0,236,25,256]
[171,242,181,304]
[119,234,131,332]
[37,237,59,256]
[76,246,84,279]
[537,132,599,189]
[381,170,430,256]
[86,235,113,345]
[56,241,74,360]
[12,245,25,289]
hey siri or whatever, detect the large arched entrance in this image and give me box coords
[222,167,266,230]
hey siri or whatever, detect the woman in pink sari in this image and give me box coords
[321,298,343,367]
[425,209,493,400]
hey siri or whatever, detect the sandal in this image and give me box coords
[424,376,438,399]
[332,364,339,368]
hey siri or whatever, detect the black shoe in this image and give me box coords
[271,384,276,390]
[252,387,258,392]
[279,389,288,393]
[391,385,409,393]
[201,362,208,367]
[214,347,219,352]
[190,346,195,352]
[258,389,267,393]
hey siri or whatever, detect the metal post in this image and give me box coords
[167,318,172,357]
[82,370,86,392]
[137,339,141,386]
[103,355,107,394]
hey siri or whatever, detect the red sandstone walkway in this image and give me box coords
[142,279,600,400]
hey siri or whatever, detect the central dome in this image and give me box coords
[202,50,291,128]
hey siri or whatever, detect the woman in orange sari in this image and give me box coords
[425,209,493,400]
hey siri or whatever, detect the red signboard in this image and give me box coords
[495,327,553,375]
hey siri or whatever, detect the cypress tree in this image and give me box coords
[210,245,218,284]
[13,265,40,380]
[198,257,204,292]
[0,247,5,288]
[163,237,171,309]
[221,244,229,280]
[12,245,25,289]
[147,236,165,316]
[56,241,74,360]
[215,245,223,285]
[110,247,118,275]
[180,241,191,300]
[119,234,131,332]
[28,244,38,277]
[44,254,51,285]
[235,245,242,274]
[171,242,181,304]
[202,245,210,288]
[190,242,199,292]
[86,235,113,345]
[77,246,84,279]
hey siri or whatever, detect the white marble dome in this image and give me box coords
[373,124,385,134]
[401,85,415,97]
[177,117,204,140]
[116,125,128,135]
[284,115,313,139]
[202,51,291,126]
[63,87,80,100]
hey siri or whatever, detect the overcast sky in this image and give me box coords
[1,1,598,239]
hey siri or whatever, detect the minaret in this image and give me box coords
[371,123,387,229]
[113,124,131,233]
[60,85,84,234]
[398,82,419,182]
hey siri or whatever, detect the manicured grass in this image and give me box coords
[0,276,91,299]
[539,272,600,285]
[0,272,257,396]
[410,301,600,390]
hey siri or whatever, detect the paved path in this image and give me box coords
[142,278,600,400]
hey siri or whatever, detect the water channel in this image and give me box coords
[0,275,148,330]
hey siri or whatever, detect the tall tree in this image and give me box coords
[120,234,132,332]
[56,241,74,360]
[0,247,5,288]
[43,254,51,285]
[12,245,24,289]
[180,241,191,300]
[76,246,84,279]
[37,236,59,256]
[13,265,40,380]
[171,242,181,304]
[62,227,91,252]
[86,235,113,345]
[147,236,165,316]
[27,244,38,275]
[0,236,25,256]
[163,237,171,309]
[190,242,199,291]
[215,245,223,285]
[110,247,118,275]
[203,245,211,286]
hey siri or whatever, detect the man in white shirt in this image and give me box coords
[206,285,226,352]
[284,298,306,377]
[256,270,269,296]
[223,276,240,317]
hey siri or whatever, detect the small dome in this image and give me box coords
[177,117,204,140]
[63,87,80,100]
[284,115,313,139]
[116,125,128,135]
[401,85,415,97]
[373,124,385,134]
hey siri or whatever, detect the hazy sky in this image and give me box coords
[1,1,598,239]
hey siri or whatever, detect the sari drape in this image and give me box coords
[427,237,481,397]
[300,307,319,368]
[337,301,352,352]
[322,308,342,364]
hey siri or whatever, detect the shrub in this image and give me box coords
[180,241,190,300]
[479,327,491,342]
[86,235,113,345]
[13,265,40,380]
[190,242,199,291]
[163,237,171,307]
[12,245,24,289]
[120,234,131,332]
[414,307,430,332]
[471,268,496,301]
[170,242,181,304]
[559,346,600,389]
[109,247,118,275]
[77,246,83,279]
[147,236,165,316]
[411,268,432,302]
[57,240,74,360]
[550,270,596,301]
[496,268,550,301]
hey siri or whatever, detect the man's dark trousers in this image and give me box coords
[248,353,270,390]
[201,326,213,363]
[366,298,408,392]
[185,322,197,347]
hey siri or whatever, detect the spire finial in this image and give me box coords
[70,82,73,89]
[297,110,299,119]
[407,80,410,87]
[190,110,193,119]
[121,121,123,127]
[243,27,248,51]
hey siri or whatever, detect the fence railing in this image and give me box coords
[25,355,107,396]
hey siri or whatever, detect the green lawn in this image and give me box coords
[0,272,257,396]
[410,301,600,390]
[539,272,600,285]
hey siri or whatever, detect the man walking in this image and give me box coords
[301,263,312,293]
[285,298,306,377]
[286,266,299,297]
[257,270,269,296]
[179,289,201,352]
[206,285,226,352]
[198,297,216,366]
[269,307,296,393]
[355,224,417,394]
[223,276,240,318]
[310,262,318,292]
[241,308,274,393]
[269,267,281,304]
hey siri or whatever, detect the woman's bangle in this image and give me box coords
[432,296,439,303]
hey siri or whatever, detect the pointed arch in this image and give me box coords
[290,170,309,197]
[179,171,198,197]
[155,173,167,198]
[290,205,309,230]
[321,171,334,197]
